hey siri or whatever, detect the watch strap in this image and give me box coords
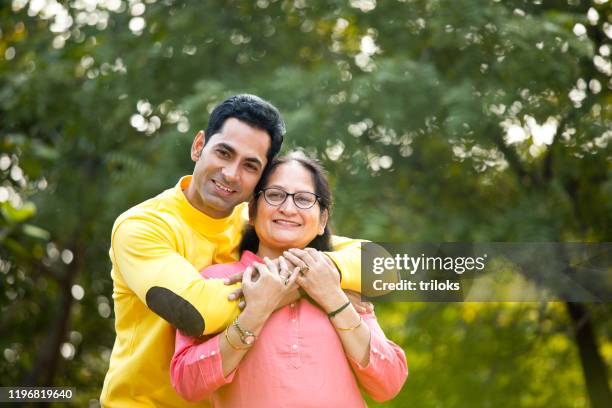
[233,318,256,345]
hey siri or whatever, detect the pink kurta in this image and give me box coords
[171,251,407,407]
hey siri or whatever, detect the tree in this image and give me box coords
[1,0,609,406]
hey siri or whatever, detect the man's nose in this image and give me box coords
[221,162,240,183]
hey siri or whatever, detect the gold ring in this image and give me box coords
[300,266,309,275]
[284,277,290,285]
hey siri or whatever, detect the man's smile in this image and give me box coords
[212,179,237,195]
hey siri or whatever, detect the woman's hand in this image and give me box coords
[283,248,348,314]
[241,257,300,317]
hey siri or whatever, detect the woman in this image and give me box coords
[171,153,407,407]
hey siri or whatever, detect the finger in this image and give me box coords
[279,257,294,281]
[224,272,243,285]
[283,251,308,270]
[321,253,336,269]
[285,267,301,288]
[279,256,289,274]
[227,288,243,301]
[311,249,334,269]
[242,266,253,284]
[252,262,269,278]
[263,257,278,275]
[289,248,317,266]
[283,255,299,269]
[308,249,334,272]
[355,302,373,313]
[304,247,323,260]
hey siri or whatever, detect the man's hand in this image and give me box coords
[225,257,302,310]
[345,290,374,314]
[224,272,246,308]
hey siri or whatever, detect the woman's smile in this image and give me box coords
[272,218,302,227]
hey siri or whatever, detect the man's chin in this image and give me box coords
[201,193,241,217]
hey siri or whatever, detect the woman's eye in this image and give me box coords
[268,192,284,200]
[296,197,312,206]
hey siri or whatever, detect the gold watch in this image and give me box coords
[233,318,256,346]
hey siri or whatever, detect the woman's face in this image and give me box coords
[253,161,328,252]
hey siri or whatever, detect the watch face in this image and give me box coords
[244,335,256,345]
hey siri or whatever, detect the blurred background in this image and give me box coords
[1,0,611,406]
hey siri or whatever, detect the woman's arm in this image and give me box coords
[170,306,271,402]
[285,249,408,402]
[170,259,300,402]
[335,307,408,402]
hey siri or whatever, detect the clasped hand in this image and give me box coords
[225,248,372,314]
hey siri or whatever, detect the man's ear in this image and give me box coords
[190,131,205,162]
[318,209,329,235]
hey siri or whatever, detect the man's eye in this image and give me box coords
[217,149,230,158]
[245,164,258,172]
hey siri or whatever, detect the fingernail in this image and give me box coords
[223,278,230,284]
[228,294,236,300]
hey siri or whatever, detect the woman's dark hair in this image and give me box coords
[204,94,285,164]
[240,152,333,254]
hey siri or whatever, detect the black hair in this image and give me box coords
[240,152,333,254]
[204,94,285,164]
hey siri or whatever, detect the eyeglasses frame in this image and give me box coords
[257,187,321,210]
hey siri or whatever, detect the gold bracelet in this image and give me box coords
[224,325,250,350]
[334,316,363,332]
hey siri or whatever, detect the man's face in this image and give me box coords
[186,118,270,218]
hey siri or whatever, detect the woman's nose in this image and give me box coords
[278,196,298,214]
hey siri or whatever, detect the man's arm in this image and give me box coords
[111,216,239,336]
[325,235,366,293]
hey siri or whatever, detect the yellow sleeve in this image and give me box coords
[326,235,366,293]
[111,216,239,336]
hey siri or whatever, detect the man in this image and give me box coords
[100,94,364,407]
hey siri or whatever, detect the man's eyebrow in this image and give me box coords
[217,142,264,167]
[216,142,236,154]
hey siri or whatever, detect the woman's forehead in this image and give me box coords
[267,161,315,190]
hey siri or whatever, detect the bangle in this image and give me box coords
[327,301,351,318]
[224,325,250,350]
[334,316,363,332]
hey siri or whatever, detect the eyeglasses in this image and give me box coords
[258,187,320,209]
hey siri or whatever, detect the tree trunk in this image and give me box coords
[565,302,612,408]
[21,243,83,407]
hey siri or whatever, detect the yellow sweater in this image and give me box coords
[101,176,363,407]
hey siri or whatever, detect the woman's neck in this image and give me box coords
[256,244,286,260]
